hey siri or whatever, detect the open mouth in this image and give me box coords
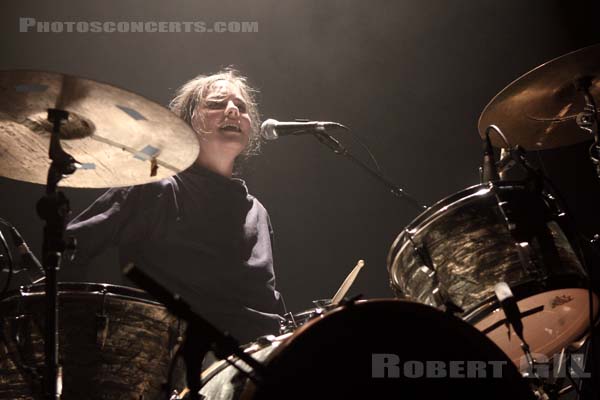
[219,124,242,133]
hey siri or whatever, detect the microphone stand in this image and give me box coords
[311,127,427,212]
[37,108,78,399]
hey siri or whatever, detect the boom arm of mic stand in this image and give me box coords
[311,129,427,212]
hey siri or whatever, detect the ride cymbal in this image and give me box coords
[0,70,199,188]
[478,43,600,150]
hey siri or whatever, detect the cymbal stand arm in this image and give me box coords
[37,108,78,399]
[311,127,427,212]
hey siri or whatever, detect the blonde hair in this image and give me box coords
[169,68,261,157]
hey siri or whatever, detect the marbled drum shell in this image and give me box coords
[0,283,184,400]
[387,183,589,321]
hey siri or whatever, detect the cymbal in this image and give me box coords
[478,43,600,150]
[0,70,199,188]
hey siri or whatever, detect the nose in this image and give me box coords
[224,100,240,119]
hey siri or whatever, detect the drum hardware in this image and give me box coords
[522,341,595,400]
[3,310,40,386]
[493,186,547,281]
[572,76,600,180]
[492,281,542,385]
[0,228,14,297]
[95,288,109,350]
[6,223,46,284]
[34,107,78,399]
[402,228,463,315]
[481,125,501,183]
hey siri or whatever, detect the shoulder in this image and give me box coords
[131,176,179,198]
[247,193,268,214]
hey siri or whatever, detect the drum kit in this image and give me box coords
[0,43,600,399]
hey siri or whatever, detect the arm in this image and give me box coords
[65,186,141,268]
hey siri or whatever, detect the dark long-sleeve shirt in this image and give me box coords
[66,164,284,343]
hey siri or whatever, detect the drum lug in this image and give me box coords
[168,320,185,358]
[404,230,463,314]
[7,314,31,352]
[3,313,41,382]
[96,288,109,349]
[95,314,109,349]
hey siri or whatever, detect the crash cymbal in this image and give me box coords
[0,70,199,188]
[478,43,600,150]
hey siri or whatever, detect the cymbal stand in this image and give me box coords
[575,79,599,399]
[574,78,600,179]
[36,108,78,399]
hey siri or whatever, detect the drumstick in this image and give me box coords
[331,260,365,305]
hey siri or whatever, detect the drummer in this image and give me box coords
[65,69,285,391]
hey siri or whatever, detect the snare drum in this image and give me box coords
[198,300,534,400]
[0,282,184,399]
[388,182,599,363]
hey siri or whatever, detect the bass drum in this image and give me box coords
[0,282,184,400]
[199,299,534,400]
[387,182,598,364]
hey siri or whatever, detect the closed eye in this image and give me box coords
[205,101,226,109]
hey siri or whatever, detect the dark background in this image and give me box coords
[1,0,600,362]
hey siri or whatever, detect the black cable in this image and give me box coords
[485,124,511,148]
[0,227,14,298]
[341,128,383,174]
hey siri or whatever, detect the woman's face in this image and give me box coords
[192,79,252,156]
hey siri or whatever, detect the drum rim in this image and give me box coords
[0,281,160,305]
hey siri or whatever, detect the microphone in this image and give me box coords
[260,119,346,140]
[481,127,500,183]
[493,282,525,342]
[9,226,45,280]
